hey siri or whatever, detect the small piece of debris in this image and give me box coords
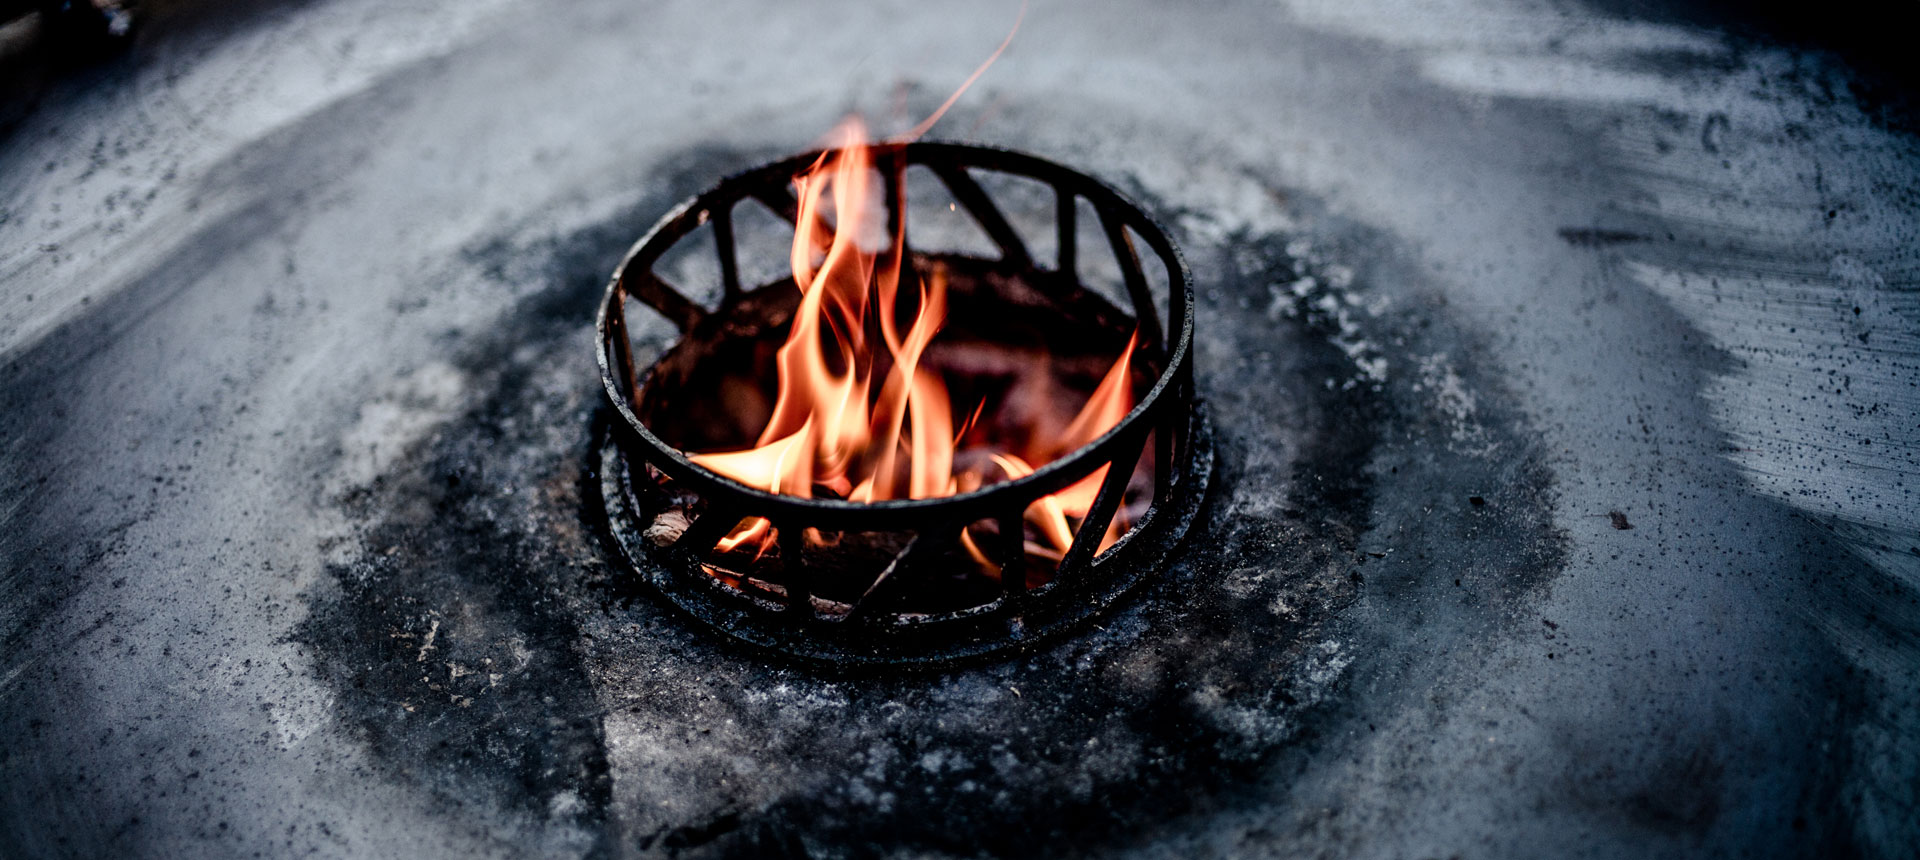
[1608,511,1633,530]
[1468,495,1486,506]
[416,617,440,662]
[1009,687,1021,699]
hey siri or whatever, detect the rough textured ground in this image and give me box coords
[2,1,1915,857]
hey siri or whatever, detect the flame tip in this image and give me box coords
[688,3,1139,566]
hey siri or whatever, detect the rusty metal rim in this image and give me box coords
[596,142,1194,530]
[591,141,1208,667]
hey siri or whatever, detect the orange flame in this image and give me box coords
[958,331,1138,571]
[687,6,1139,569]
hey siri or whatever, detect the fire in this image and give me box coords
[687,118,1140,567]
[691,117,953,548]
[685,7,1139,573]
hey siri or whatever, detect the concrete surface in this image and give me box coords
[2,0,1915,857]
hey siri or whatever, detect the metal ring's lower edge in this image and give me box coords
[592,400,1214,672]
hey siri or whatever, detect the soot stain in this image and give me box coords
[296,142,1567,860]
[296,145,770,852]
[566,205,1561,857]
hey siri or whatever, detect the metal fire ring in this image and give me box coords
[594,141,1212,669]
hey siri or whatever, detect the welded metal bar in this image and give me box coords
[711,204,742,302]
[1058,434,1145,576]
[750,186,801,222]
[607,287,638,400]
[929,163,1032,269]
[1097,207,1164,353]
[997,510,1028,597]
[673,505,742,559]
[628,270,707,333]
[1153,423,1173,512]
[1165,224,1190,340]
[1172,350,1195,493]
[883,148,908,255]
[750,186,835,249]
[1167,366,1182,487]
[779,526,811,617]
[1055,188,1077,281]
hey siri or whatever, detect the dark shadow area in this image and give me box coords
[2,0,327,135]
[1584,0,1919,130]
